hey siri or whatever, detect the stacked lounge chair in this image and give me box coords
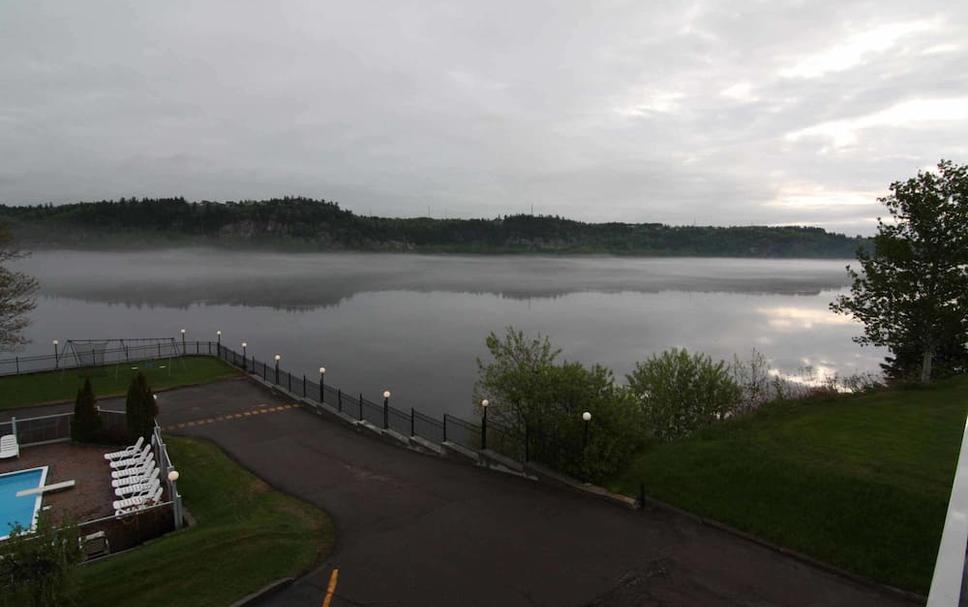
[103,436,144,462]
[0,434,19,459]
[113,486,164,515]
[105,436,166,516]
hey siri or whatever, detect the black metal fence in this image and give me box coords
[0,340,217,377]
[209,342,572,469]
[2,338,586,475]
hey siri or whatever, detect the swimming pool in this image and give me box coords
[0,467,48,540]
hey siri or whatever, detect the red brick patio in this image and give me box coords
[0,442,117,524]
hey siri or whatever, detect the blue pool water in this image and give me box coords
[0,467,47,539]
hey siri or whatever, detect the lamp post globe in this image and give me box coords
[382,390,391,430]
[481,399,490,450]
[167,470,179,482]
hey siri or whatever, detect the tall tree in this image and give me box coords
[0,223,38,351]
[831,160,968,383]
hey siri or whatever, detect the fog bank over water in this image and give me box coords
[15,250,852,308]
[14,250,875,417]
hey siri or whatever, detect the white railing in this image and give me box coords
[928,415,968,606]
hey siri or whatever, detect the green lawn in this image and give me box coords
[608,376,968,594]
[77,436,335,607]
[0,356,241,410]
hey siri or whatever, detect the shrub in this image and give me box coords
[125,372,158,441]
[0,511,82,607]
[474,328,643,482]
[730,348,773,413]
[71,378,102,442]
[626,348,742,441]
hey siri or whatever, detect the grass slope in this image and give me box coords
[608,376,968,594]
[77,436,334,607]
[0,356,241,410]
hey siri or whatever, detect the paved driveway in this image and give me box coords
[6,378,917,606]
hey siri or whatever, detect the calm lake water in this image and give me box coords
[11,250,881,418]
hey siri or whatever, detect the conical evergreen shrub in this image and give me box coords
[125,372,158,441]
[71,378,101,442]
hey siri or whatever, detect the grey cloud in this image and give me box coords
[1,0,966,234]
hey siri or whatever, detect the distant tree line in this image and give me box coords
[0,196,868,257]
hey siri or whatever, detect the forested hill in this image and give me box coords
[0,197,868,258]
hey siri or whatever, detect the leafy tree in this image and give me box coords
[831,160,968,383]
[473,328,561,432]
[125,372,158,441]
[626,348,742,441]
[0,223,38,351]
[71,378,102,442]
[0,511,82,607]
[474,328,643,481]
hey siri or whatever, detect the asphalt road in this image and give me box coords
[7,378,917,606]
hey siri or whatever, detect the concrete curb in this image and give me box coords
[230,577,295,607]
[441,440,480,463]
[524,461,636,510]
[410,435,445,455]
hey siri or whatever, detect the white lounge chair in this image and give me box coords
[114,477,160,498]
[0,434,18,459]
[112,467,159,489]
[113,485,163,513]
[103,437,144,461]
[109,445,151,470]
[110,456,155,479]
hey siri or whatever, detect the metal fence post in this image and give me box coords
[383,397,389,430]
[302,374,306,397]
[358,394,363,421]
[443,414,448,442]
[15,356,19,374]
[410,407,415,437]
[524,424,530,462]
[10,417,16,438]
[174,491,184,530]
[288,372,292,393]
[337,389,342,413]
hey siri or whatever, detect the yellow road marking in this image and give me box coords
[321,568,339,607]
[164,404,299,432]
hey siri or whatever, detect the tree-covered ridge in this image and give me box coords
[0,197,868,257]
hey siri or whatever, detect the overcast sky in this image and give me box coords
[1,1,966,234]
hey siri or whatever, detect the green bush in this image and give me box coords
[0,512,82,607]
[70,378,101,442]
[626,348,742,441]
[475,328,643,482]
